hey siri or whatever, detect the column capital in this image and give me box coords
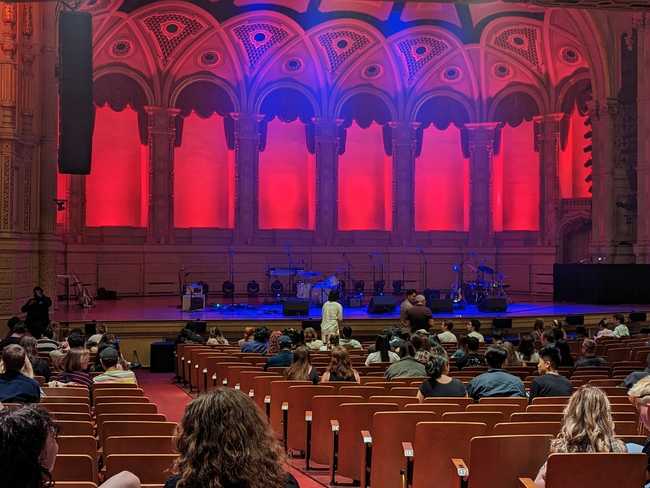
[532,112,565,124]
[144,106,180,116]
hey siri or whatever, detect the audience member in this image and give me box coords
[264,336,293,370]
[365,335,400,366]
[21,287,52,338]
[411,333,433,364]
[451,336,468,360]
[241,327,271,354]
[93,347,137,384]
[206,327,229,346]
[49,349,66,374]
[321,347,360,383]
[491,330,505,346]
[466,346,526,400]
[466,319,485,343]
[19,336,50,381]
[165,389,299,488]
[550,319,568,340]
[574,339,607,368]
[596,318,615,340]
[516,334,540,363]
[533,386,626,487]
[339,326,362,349]
[552,329,574,367]
[285,346,319,384]
[417,354,467,401]
[399,289,417,325]
[612,313,630,338]
[456,336,485,370]
[529,346,573,402]
[541,329,556,347]
[384,342,426,379]
[52,348,92,387]
[66,332,86,352]
[405,295,434,333]
[0,345,40,403]
[623,353,650,389]
[320,290,343,344]
[86,322,106,345]
[0,322,27,349]
[0,405,140,488]
[437,321,458,343]
[267,331,283,356]
[626,376,650,460]
[320,334,340,351]
[531,318,545,345]
[502,341,523,367]
[4,316,21,335]
[303,327,324,351]
[238,327,256,348]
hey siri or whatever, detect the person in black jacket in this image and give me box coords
[21,287,52,338]
[164,388,299,488]
[529,346,572,402]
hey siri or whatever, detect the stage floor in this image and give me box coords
[53,296,650,324]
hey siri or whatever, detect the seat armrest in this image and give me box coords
[330,419,340,432]
[361,430,372,445]
[282,401,288,411]
[451,458,469,478]
[518,478,537,488]
[402,442,414,458]
[305,410,312,422]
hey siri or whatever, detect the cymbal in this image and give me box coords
[478,265,495,275]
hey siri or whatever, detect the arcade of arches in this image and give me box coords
[1,0,650,314]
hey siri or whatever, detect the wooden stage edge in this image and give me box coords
[52,297,650,367]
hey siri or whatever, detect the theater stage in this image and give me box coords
[51,296,650,368]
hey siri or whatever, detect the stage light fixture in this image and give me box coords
[392,280,403,295]
[246,280,260,297]
[222,280,235,298]
[354,280,365,294]
[373,280,385,296]
[270,279,284,297]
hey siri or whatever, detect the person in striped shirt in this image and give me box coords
[93,347,137,384]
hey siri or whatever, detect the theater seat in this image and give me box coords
[53,454,96,483]
[285,385,335,451]
[105,454,178,484]
[442,411,505,432]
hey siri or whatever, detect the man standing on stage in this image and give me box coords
[400,289,417,326]
[21,286,52,338]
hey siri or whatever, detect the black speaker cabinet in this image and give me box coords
[478,298,508,313]
[283,299,310,316]
[367,295,397,314]
[429,299,454,313]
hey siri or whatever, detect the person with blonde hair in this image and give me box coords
[534,386,626,486]
[625,376,650,474]
[321,347,360,383]
[303,327,324,351]
[165,389,298,488]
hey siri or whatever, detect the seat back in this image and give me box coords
[94,396,150,405]
[50,412,92,422]
[368,396,416,409]
[369,411,437,488]
[286,385,335,450]
[43,396,89,405]
[336,403,399,481]
[544,453,646,488]
[511,412,563,423]
[41,403,90,414]
[102,421,177,447]
[403,403,462,415]
[310,395,364,465]
[530,396,570,405]
[468,435,552,488]
[225,365,262,388]
[412,422,488,488]
[97,413,167,443]
[466,404,523,418]
[57,436,97,461]
[389,387,419,396]
[93,388,144,398]
[478,397,528,408]
[527,404,565,413]
[424,397,473,408]
[95,403,158,415]
[492,422,561,436]
[252,375,284,411]
[105,454,178,484]
[42,387,89,397]
[339,386,386,398]
[269,380,312,433]
[442,411,505,432]
[239,371,279,396]
[104,436,176,456]
[53,454,95,482]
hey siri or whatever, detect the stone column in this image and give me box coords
[534,113,564,246]
[145,106,179,244]
[465,122,499,247]
[637,16,650,263]
[313,117,339,245]
[389,121,418,244]
[588,99,619,261]
[232,113,262,244]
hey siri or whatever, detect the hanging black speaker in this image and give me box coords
[58,11,94,175]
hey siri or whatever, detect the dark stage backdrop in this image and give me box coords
[554,265,650,304]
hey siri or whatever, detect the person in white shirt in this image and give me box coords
[399,289,417,326]
[595,319,615,340]
[365,335,400,366]
[467,319,485,342]
[611,313,630,338]
[339,326,362,349]
[303,327,324,351]
[320,290,343,344]
[437,320,458,343]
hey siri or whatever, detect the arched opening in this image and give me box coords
[560,218,592,264]
[258,87,316,230]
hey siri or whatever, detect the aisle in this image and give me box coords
[135,370,327,487]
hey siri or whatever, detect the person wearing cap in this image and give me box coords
[93,347,137,384]
[405,295,434,334]
[264,336,294,370]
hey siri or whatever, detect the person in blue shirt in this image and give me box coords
[466,345,526,401]
[264,335,293,370]
[241,327,271,354]
[0,344,41,403]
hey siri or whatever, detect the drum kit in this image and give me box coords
[449,260,509,307]
[267,267,341,305]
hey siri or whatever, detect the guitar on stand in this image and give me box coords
[57,273,94,309]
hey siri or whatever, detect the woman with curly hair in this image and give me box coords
[165,388,299,488]
[0,404,139,488]
[533,386,626,486]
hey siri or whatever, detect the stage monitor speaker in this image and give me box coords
[630,312,647,323]
[492,318,512,329]
[58,11,94,175]
[565,314,584,326]
[283,299,309,316]
[368,296,396,314]
[478,298,508,313]
[429,299,453,313]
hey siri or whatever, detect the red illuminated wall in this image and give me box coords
[415,126,469,231]
[258,119,315,230]
[174,113,234,228]
[338,122,392,231]
[560,110,591,199]
[86,106,148,227]
[56,172,69,225]
[493,122,539,231]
